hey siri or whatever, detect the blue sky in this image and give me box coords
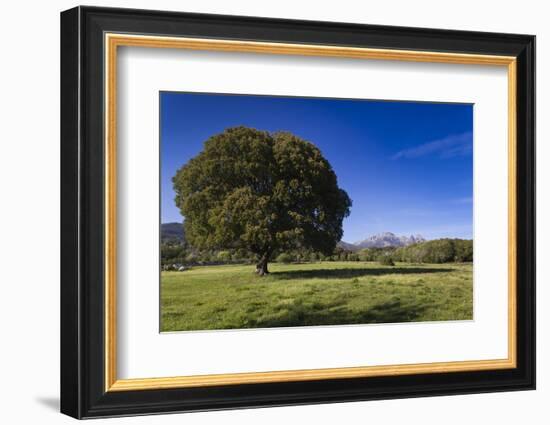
[161,92,473,242]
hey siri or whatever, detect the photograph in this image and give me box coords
[160,92,474,332]
[58,5,536,418]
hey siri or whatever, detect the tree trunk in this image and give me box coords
[255,255,270,276]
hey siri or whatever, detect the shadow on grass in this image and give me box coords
[271,267,453,280]
[250,298,428,328]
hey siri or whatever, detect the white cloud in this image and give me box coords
[392,131,473,160]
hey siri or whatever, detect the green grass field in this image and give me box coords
[160,261,472,332]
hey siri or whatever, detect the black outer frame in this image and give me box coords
[60,6,535,419]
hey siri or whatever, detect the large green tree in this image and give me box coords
[173,126,352,275]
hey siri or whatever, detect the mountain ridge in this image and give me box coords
[337,232,426,251]
[161,222,185,242]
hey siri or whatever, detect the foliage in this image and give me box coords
[217,251,232,262]
[378,255,395,266]
[309,252,319,262]
[172,126,352,275]
[276,252,294,263]
[393,239,473,263]
[355,239,473,264]
[161,262,473,331]
[161,238,473,269]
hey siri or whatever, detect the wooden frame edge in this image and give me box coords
[108,358,516,391]
[104,33,518,392]
[105,33,118,391]
[507,59,518,369]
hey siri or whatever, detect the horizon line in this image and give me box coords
[160,222,472,243]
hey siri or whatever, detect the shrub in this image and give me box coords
[378,255,395,266]
[185,252,198,263]
[217,251,232,262]
[276,252,293,263]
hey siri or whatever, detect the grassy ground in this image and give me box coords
[160,261,472,332]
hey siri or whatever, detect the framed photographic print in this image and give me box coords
[60,6,535,419]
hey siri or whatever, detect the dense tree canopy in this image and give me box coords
[173,126,352,275]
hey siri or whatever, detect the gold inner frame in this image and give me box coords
[104,33,518,392]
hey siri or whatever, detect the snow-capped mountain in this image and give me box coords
[338,232,426,250]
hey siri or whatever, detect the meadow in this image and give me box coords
[160,261,472,332]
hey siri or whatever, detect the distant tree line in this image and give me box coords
[161,238,472,269]
[392,238,473,263]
